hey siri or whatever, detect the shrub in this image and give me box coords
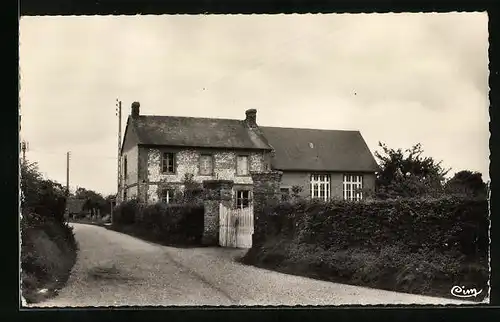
[256,196,488,257]
[21,213,78,303]
[244,195,489,300]
[112,199,141,225]
[114,200,204,246]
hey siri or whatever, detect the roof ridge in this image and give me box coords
[138,114,242,122]
[261,126,360,132]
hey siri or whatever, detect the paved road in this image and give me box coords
[27,223,474,307]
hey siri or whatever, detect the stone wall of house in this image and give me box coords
[201,180,234,245]
[145,147,269,203]
[121,145,139,201]
[251,171,283,209]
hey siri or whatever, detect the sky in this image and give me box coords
[19,13,490,196]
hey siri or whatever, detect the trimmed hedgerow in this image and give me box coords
[244,196,489,301]
[255,196,488,257]
[111,200,204,246]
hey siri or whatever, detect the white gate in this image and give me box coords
[219,203,254,248]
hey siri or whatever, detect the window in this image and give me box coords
[236,190,251,209]
[236,155,249,176]
[310,174,330,201]
[161,152,175,174]
[123,156,128,179]
[199,154,213,176]
[160,188,175,204]
[343,174,363,201]
[281,188,290,201]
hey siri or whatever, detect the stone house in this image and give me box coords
[119,102,379,207]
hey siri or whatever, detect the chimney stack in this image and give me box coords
[245,109,257,128]
[131,101,140,119]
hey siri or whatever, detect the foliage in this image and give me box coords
[445,170,488,199]
[74,187,108,216]
[374,142,450,199]
[243,239,488,301]
[21,160,67,222]
[112,198,140,225]
[179,173,204,204]
[112,200,204,245]
[290,185,304,200]
[20,158,78,303]
[255,197,488,257]
[243,196,489,301]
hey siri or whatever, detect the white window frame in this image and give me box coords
[236,155,249,176]
[343,174,363,201]
[236,190,251,209]
[199,154,214,176]
[310,174,331,201]
[160,188,174,204]
[161,152,175,174]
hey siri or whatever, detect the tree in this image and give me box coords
[445,170,488,199]
[374,142,450,199]
[20,159,67,221]
[74,187,107,218]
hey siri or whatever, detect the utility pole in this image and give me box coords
[21,141,28,163]
[66,151,70,197]
[116,99,122,204]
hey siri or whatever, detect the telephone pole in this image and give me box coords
[21,141,28,163]
[116,99,122,204]
[66,151,70,197]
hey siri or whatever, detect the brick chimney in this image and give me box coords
[245,109,257,128]
[131,102,140,119]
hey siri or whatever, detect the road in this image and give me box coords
[26,223,474,307]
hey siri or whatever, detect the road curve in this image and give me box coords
[27,223,475,307]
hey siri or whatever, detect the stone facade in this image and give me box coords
[251,171,283,209]
[202,180,234,245]
[142,147,269,204]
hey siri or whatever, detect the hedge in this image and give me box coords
[112,200,204,245]
[255,196,488,258]
[244,195,489,300]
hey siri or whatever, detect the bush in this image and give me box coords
[243,195,489,301]
[113,199,141,225]
[256,196,488,257]
[113,200,204,246]
[21,213,78,303]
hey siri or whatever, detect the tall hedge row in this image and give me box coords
[256,196,488,258]
[113,200,204,245]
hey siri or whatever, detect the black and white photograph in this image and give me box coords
[19,12,490,307]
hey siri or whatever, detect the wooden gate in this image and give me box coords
[219,203,254,248]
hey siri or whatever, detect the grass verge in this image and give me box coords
[21,215,79,304]
[241,238,488,303]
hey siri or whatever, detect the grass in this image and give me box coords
[241,238,488,303]
[21,217,79,304]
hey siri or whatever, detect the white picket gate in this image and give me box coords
[219,203,254,248]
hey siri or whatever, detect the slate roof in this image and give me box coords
[130,115,272,150]
[260,126,380,172]
[123,113,379,173]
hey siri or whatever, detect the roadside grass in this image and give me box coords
[105,224,206,249]
[21,216,79,304]
[241,238,488,303]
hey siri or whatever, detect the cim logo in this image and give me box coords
[450,285,483,298]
